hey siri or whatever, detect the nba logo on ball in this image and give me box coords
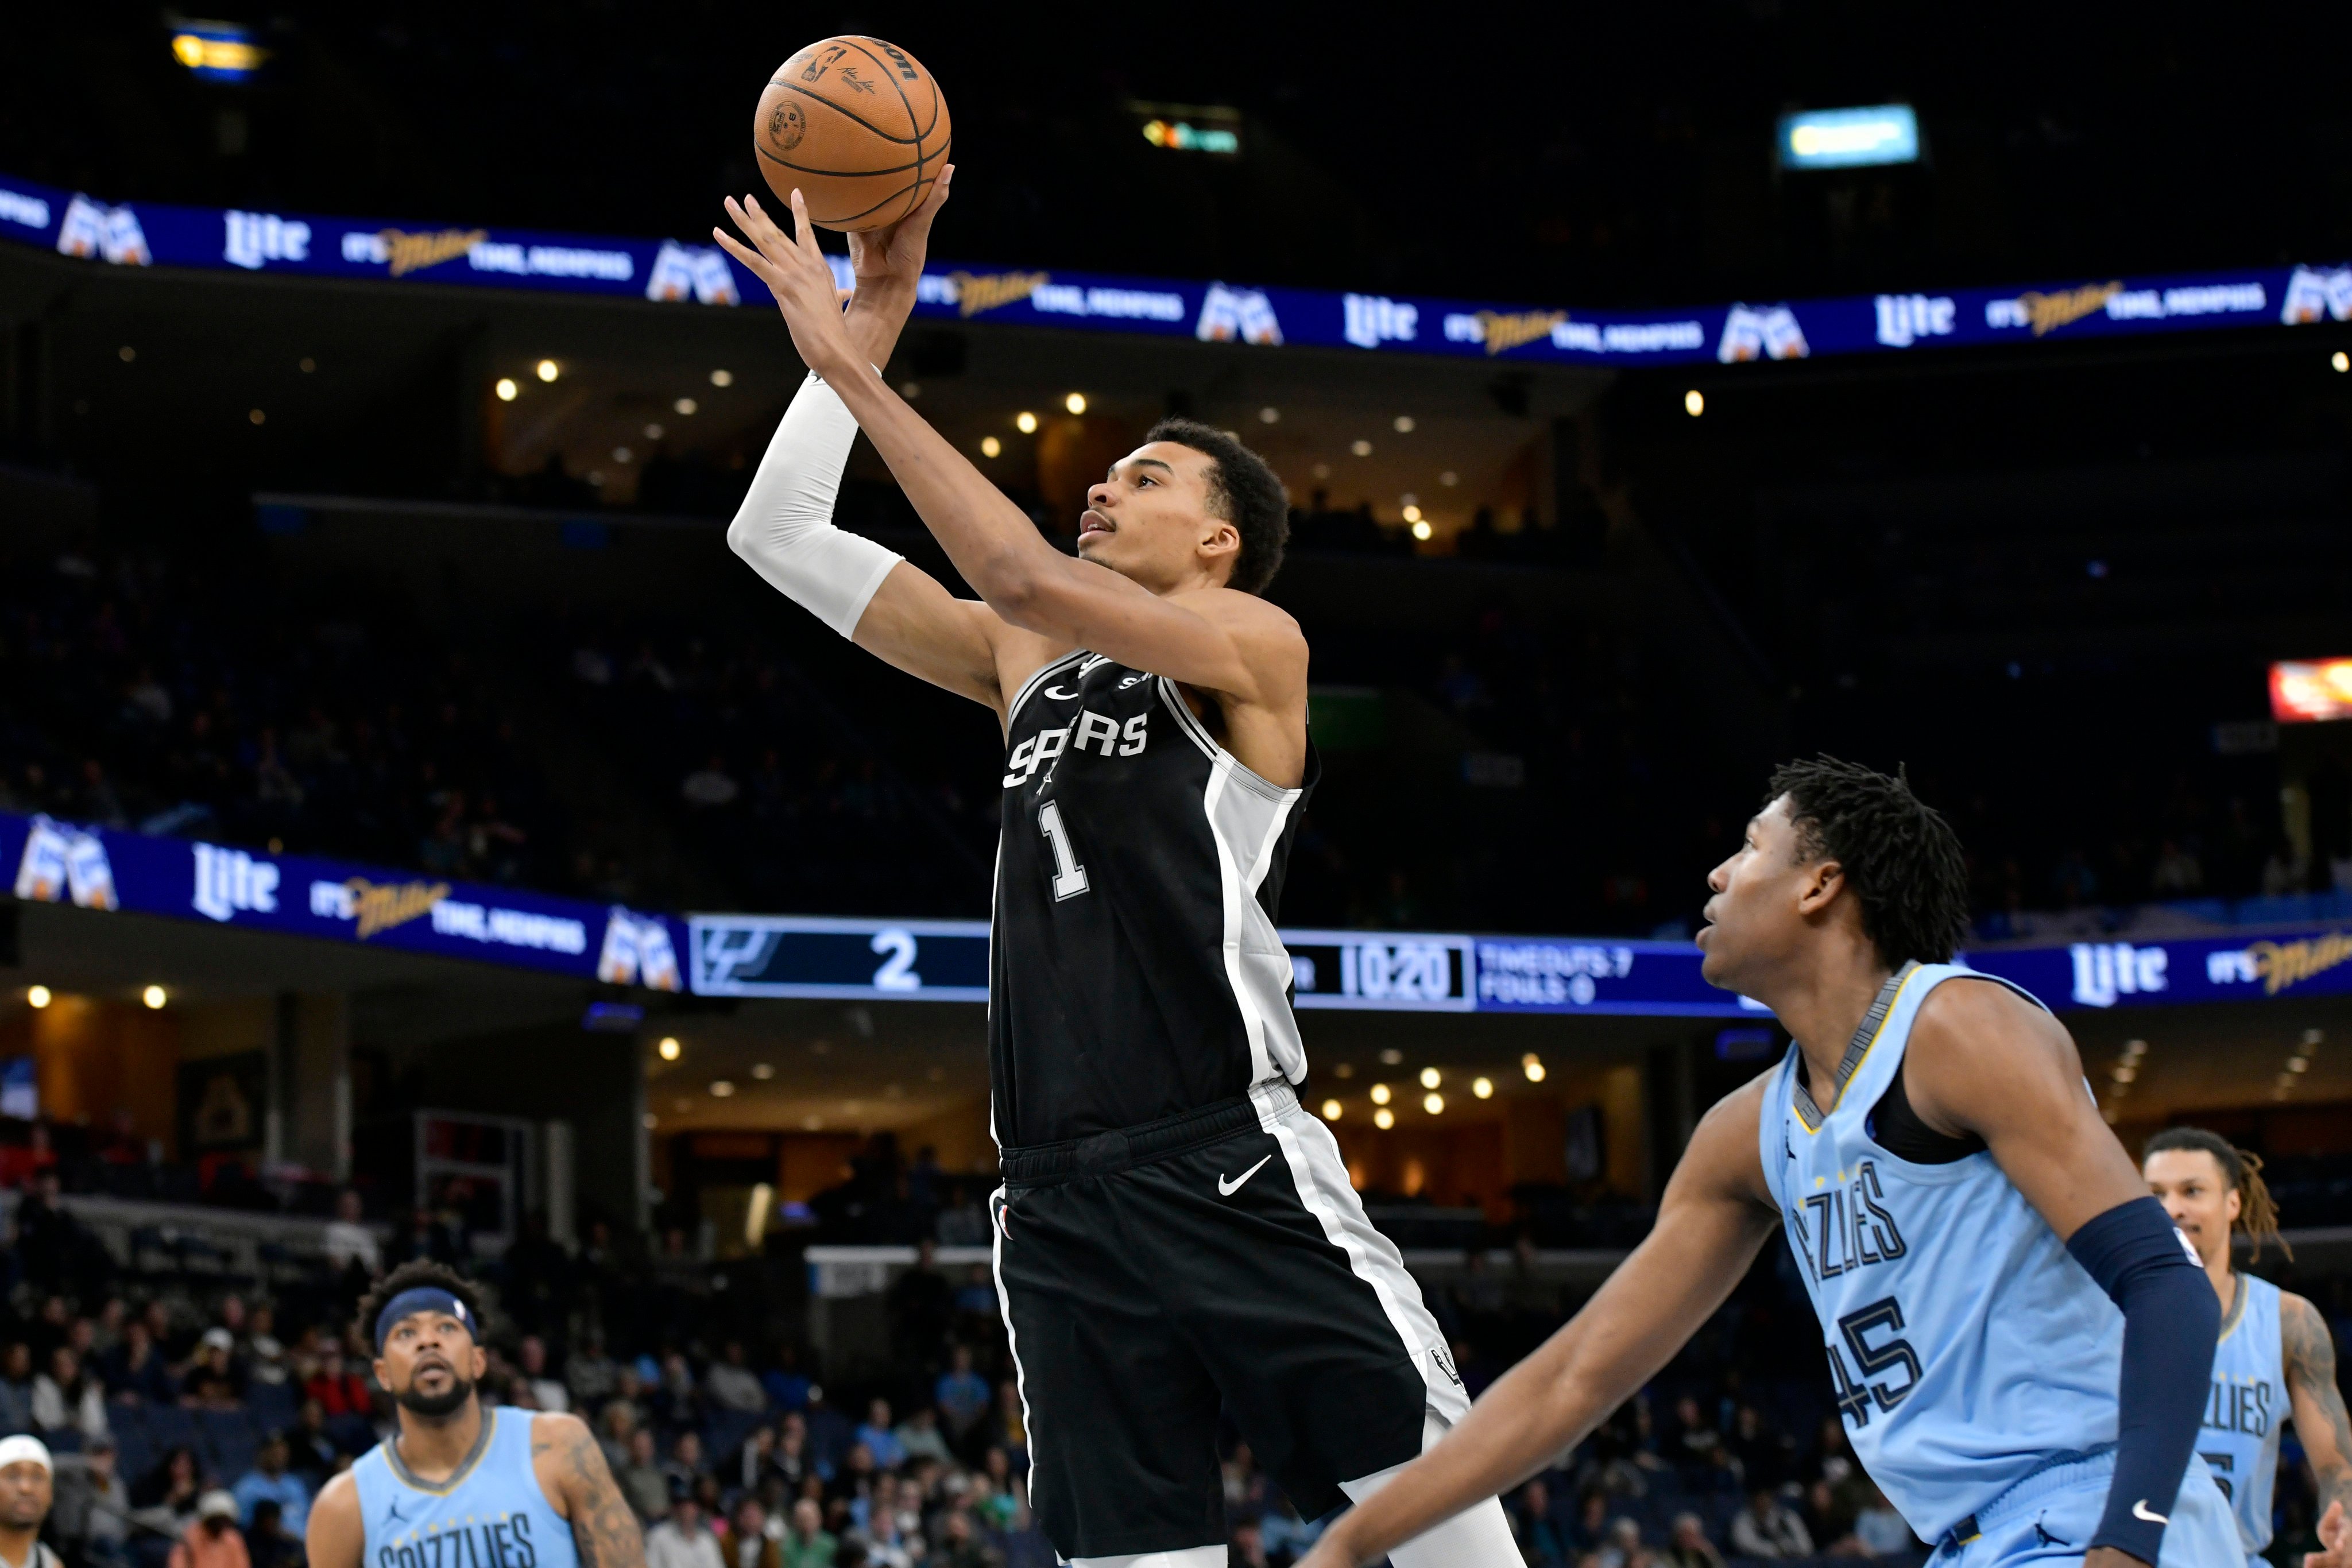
[767,102,806,154]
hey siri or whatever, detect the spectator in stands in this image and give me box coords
[1595,1516,1647,1568]
[1508,1478,1569,1566]
[932,1507,1001,1568]
[777,1497,835,1568]
[518,1337,568,1413]
[1724,1403,1786,1490]
[0,1347,36,1436]
[1728,1486,1812,1559]
[130,1447,200,1538]
[852,1403,903,1473]
[180,1331,243,1408]
[322,1191,380,1279]
[300,1346,368,1419]
[889,1408,949,1468]
[884,1245,952,1369]
[101,1321,173,1409]
[932,1346,988,1449]
[567,1333,622,1412]
[597,1402,640,1476]
[705,1342,765,1416]
[230,1435,309,1536]
[1660,1512,1723,1568]
[10,1178,84,1296]
[618,1428,670,1523]
[53,1434,130,1568]
[655,1352,702,1430]
[0,1438,59,1568]
[241,1307,288,1389]
[288,1401,340,1487]
[168,1492,247,1568]
[244,1499,299,1568]
[30,1347,107,1445]
[1850,1482,1917,1558]
[661,1433,706,1501]
[758,1348,811,1416]
[644,1493,723,1568]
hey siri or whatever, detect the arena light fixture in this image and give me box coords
[299,358,315,373]
[1522,1052,1546,1083]
[1411,520,1434,541]
[710,1080,736,1098]
[980,436,1002,458]
[1370,1083,1392,1106]
[642,1112,659,1129]
[248,409,266,425]
[1350,439,1374,457]
[536,359,560,383]
[494,378,518,401]
[118,346,136,363]
[643,423,665,441]
[1402,504,1423,523]
[142,985,167,1010]
[1015,411,1039,433]
[1321,1099,1343,1121]
[674,397,698,416]
[612,447,633,464]
[1331,1062,1355,1079]
[1064,392,1088,415]
[710,369,734,388]
[1259,407,1280,424]
[1392,416,1415,433]
[1418,1067,1441,1089]
[1472,1077,1494,1099]
[1684,390,1705,417]
[1423,1093,1445,1115]
[2335,351,2350,373]
[1373,1108,1395,1130]
[751,1062,775,1079]
[26,986,51,1009]
[171,24,268,82]
[1439,471,1459,487]
[1778,104,1921,171]
[657,1036,682,1060]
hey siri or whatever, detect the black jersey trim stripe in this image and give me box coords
[1006,650,1088,726]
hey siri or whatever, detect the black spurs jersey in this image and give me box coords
[989,649,1319,1147]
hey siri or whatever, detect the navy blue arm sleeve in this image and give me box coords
[2066,1195,2220,1562]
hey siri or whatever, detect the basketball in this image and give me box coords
[753,36,951,231]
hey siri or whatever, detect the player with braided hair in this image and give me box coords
[1302,756,2238,1568]
[2146,1128,2352,1565]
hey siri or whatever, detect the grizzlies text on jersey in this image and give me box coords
[2203,1271,2283,1560]
[989,651,1317,1146]
[354,1409,578,1568]
[1760,963,2165,1543]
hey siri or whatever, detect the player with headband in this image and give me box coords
[2144,1127,2352,1566]
[306,1262,644,1568]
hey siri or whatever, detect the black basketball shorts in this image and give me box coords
[990,1084,1468,1561]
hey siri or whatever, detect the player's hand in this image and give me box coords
[713,189,860,381]
[1292,1533,1360,1568]
[845,163,951,296]
[2083,1550,2151,1568]
[2308,1499,2351,1567]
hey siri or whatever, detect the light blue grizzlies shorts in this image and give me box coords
[1931,1448,2238,1566]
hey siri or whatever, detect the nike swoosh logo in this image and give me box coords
[2132,1500,2168,1525]
[1218,1154,1274,1197]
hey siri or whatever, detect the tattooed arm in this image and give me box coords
[532,1412,648,1568]
[2283,1292,2352,1568]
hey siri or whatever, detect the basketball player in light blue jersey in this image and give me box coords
[1302,757,2240,1568]
[307,1263,644,1568]
[2145,1128,2352,1566]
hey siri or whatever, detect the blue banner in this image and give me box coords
[13,807,2349,1016]
[3,169,2346,367]
[5,811,685,990]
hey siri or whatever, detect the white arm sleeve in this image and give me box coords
[724,371,903,638]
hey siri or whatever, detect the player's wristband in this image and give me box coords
[2065,1195,2219,1562]
[726,371,902,638]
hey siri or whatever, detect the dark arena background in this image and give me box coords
[3,7,2351,1566]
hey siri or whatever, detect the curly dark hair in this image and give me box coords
[357,1259,483,1351]
[1766,755,1970,970]
[2145,1126,2292,1262]
[1142,417,1290,595]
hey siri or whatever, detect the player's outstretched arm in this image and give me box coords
[719,185,1299,707]
[2282,1292,2352,1567]
[303,1471,364,1568]
[1298,1077,1781,1568]
[1904,981,2219,1568]
[532,1412,647,1568]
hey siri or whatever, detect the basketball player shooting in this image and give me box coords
[307,1264,645,1568]
[1298,759,2241,1568]
[2144,1129,2352,1566]
[709,181,1519,1567]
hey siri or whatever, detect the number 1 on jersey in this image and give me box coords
[1038,799,1089,900]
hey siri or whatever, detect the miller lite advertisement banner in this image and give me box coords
[9,807,2348,1015]
[1,168,2344,367]
[3,810,685,992]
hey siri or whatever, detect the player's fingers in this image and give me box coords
[710,229,776,282]
[734,195,791,258]
[788,189,826,263]
[902,165,953,240]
